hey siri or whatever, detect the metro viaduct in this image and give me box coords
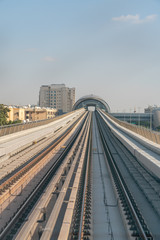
[1,96,160,239]
[72,95,110,113]
[73,95,153,128]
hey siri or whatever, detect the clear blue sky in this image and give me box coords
[0,0,160,112]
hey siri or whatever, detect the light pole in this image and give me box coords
[138,107,141,127]
[123,109,125,122]
[150,108,152,130]
[130,108,131,124]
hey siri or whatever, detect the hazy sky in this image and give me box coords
[0,0,160,112]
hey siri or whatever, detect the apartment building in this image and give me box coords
[39,84,75,113]
[7,106,57,122]
[7,107,25,122]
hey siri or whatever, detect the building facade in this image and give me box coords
[39,84,75,113]
[145,106,160,129]
[7,108,25,122]
[7,106,57,122]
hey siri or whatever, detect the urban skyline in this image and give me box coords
[0,0,160,112]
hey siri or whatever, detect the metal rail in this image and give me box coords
[0,113,88,240]
[0,113,85,193]
[78,115,92,240]
[0,112,85,184]
[40,113,91,240]
[15,114,91,240]
[65,114,92,240]
[100,109,160,218]
[96,112,152,240]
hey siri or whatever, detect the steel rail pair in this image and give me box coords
[68,113,92,240]
[0,113,88,240]
[96,111,153,240]
[77,114,92,240]
[0,113,85,193]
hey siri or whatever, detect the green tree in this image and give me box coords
[0,104,10,126]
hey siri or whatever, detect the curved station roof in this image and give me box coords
[73,95,110,112]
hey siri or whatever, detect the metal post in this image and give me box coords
[130,108,131,124]
[0,204,2,219]
[123,110,125,122]
[138,107,140,127]
[150,109,152,130]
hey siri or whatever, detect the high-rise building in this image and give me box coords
[39,84,75,113]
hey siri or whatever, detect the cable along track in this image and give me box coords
[0,112,88,240]
[96,111,153,240]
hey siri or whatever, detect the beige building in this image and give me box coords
[46,108,57,119]
[7,107,25,122]
[25,108,46,121]
[39,84,75,113]
[7,106,57,122]
[25,108,57,121]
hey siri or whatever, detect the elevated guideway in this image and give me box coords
[95,110,160,239]
[91,113,128,239]
[0,109,85,161]
[1,106,160,239]
[98,109,160,179]
[0,109,88,239]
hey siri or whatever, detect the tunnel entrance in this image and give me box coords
[73,95,110,113]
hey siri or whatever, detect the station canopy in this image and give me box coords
[72,95,110,112]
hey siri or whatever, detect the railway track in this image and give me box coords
[39,112,92,240]
[69,113,92,240]
[0,113,86,219]
[96,111,156,240]
[11,112,92,240]
[0,113,84,194]
[1,109,160,239]
[0,111,85,184]
[0,112,88,239]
